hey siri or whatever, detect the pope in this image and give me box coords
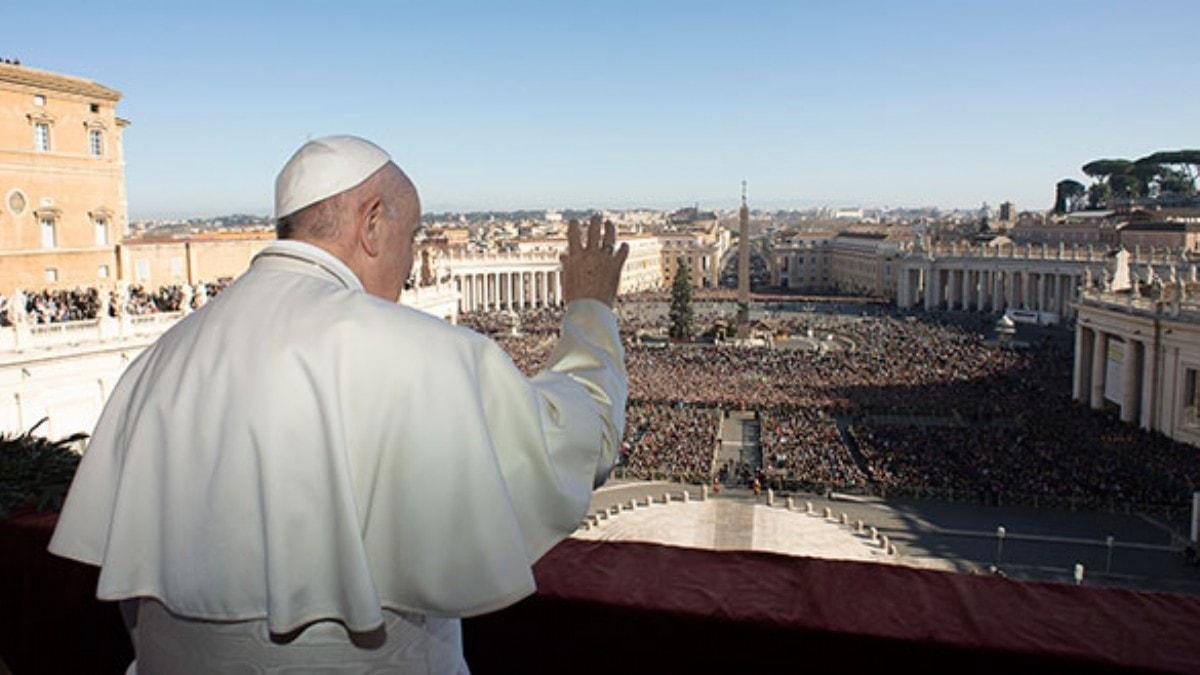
[48,135,630,674]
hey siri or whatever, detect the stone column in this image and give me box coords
[554,271,563,305]
[1120,338,1140,423]
[898,267,911,309]
[1073,324,1089,402]
[541,271,550,306]
[1090,329,1107,410]
[959,269,971,310]
[1140,339,1157,431]
[924,266,937,309]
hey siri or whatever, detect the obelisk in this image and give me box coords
[736,181,751,337]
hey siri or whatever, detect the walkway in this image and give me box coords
[716,410,761,479]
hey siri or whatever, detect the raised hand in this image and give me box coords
[560,215,629,308]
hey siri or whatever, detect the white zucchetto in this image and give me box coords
[275,135,392,219]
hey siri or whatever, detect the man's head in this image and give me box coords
[275,136,421,301]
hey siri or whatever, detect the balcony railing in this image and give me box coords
[2,512,1196,674]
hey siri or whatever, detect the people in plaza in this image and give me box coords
[462,300,1199,513]
[49,135,631,673]
[0,279,231,326]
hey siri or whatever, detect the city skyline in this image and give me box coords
[5,1,1198,219]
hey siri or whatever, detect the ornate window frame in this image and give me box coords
[28,111,55,152]
[90,207,114,246]
[85,119,107,157]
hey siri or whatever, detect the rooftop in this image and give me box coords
[0,62,121,101]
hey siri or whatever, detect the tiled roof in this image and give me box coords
[0,62,121,101]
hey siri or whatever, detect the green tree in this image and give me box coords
[1054,179,1086,213]
[1087,182,1112,209]
[1082,158,1141,206]
[1137,150,1200,191]
[669,256,694,339]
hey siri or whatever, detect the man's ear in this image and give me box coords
[359,196,383,258]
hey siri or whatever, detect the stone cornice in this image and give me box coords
[0,63,121,101]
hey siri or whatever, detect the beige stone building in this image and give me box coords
[658,228,731,289]
[1073,280,1200,448]
[763,229,907,299]
[0,62,127,294]
[1117,209,1200,252]
[117,232,275,287]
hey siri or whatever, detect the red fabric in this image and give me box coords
[0,511,132,674]
[4,513,1199,674]
[464,538,1200,674]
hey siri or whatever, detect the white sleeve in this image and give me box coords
[539,298,628,487]
[474,298,628,559]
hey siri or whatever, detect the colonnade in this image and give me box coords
[898,266,1087,320]
[453,268,562,313]
[1073,322,1156,430]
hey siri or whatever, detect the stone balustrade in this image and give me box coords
[895,242,1199,323]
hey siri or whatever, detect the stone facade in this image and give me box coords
[0,62,127,295]
[895,240,1198,323]
[764,232,905,299]
[1073,284,1200,448]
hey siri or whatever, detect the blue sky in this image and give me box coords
[7,1,1198,218]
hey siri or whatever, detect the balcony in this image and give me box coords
[2,511,1198,674]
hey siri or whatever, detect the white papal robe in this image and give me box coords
[48,239,627,674]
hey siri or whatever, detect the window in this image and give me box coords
[94,217,108,246]
[44,268,58,283]
[136,259,149,281]
[98,265,110,279]
[40,217,56,248]
[89,129,103,157]
[90,103,99,113]
[34,123,50,152]
[33,94,45,107]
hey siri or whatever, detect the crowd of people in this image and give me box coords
[0,280,233,327]
[7,284,1194,516]
[620,403,720,482]
[465,300,1199,516]
[761,408,868,491]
